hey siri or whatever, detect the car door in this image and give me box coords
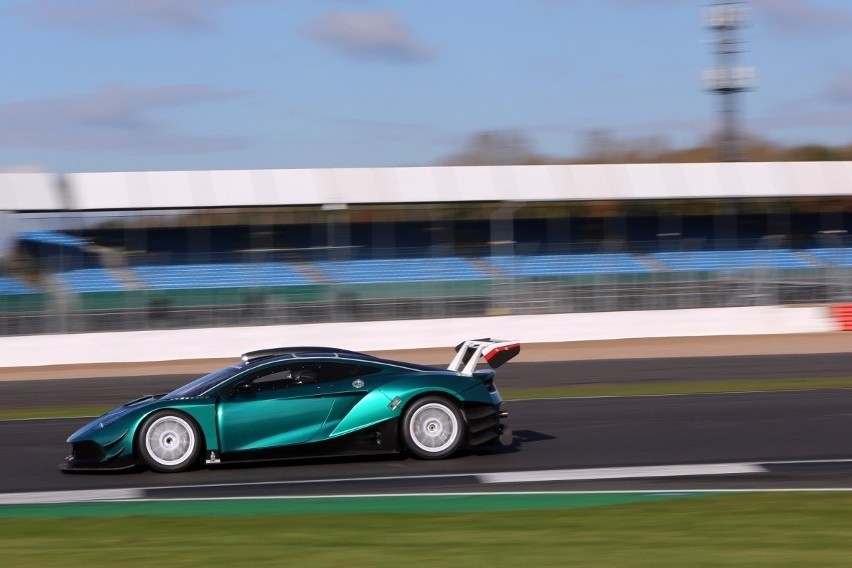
[310,361,388,437]
[216,362,334,452]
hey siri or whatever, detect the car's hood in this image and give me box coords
[67,394,165,442]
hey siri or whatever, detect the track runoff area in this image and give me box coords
[4,461,852,517]
[4,401,852,510]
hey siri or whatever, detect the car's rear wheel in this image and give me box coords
[402,397,465,459]
[138,411,201,473]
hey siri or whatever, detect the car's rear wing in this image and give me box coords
[449,338,521,376]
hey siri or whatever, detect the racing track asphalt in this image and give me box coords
[6,352,852,410]
[2,354,852,496]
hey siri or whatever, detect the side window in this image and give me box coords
[241,362,382,391]
[246,367,296,392]
[288,365,319,385]
[314,362,382,382]
[352,364,382,378]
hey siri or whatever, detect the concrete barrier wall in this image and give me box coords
[0,305,836,368]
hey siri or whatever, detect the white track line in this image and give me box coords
[0,488,143,505]
[478,463,766,483]
[2,459,851,505]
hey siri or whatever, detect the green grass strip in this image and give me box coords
[502,376,852,400]
[0,407,106,421]
[0,492,691,518]
[1,492,852,567]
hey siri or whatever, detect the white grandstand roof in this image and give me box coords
[0,173,63,211]
[1,162,851,211]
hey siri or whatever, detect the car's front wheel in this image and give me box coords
[402,397,465,459]
[138,411,201,473]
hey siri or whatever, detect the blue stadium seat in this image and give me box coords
[315,258,485,284]
[131,263,309,289]
[806,247,852,267]
[651,250,812,271]
[487,253,649,276]
[56,269,126,292]
[18,230,90,248]
[0,276,35,294]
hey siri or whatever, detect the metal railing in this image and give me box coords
[2,240,852,337]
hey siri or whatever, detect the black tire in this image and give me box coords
[401,396,465,459]
[137,411,201,473]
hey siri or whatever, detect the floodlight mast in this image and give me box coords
[703,1,755,162]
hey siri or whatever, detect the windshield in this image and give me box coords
[164,364,244,399]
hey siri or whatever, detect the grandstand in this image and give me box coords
[487,253,651,277]
[806,247,852,267]
[0,275,34,295]
[1,162,851,335]
[649,249,814,271]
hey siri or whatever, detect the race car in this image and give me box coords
[60,338,519,473]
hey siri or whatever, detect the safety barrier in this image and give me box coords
[0,305,835,368]
[830,304,852,332]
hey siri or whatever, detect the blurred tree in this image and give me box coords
[581,129,616,163]
[440,130,543,166]
[785,145,845,161]
[439,129,852,166]
[579,129,671,164]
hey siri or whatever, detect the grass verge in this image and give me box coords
[0,407,107,421]
[501,376,852,400]
[0,492,851,566]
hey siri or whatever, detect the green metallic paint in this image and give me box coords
[377,374,494,407]
[326,389,397,438]
[217,388,333,451]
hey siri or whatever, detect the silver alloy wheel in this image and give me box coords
[407,402,460,454]
[144,415,197,468]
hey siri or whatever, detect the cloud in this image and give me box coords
[0,83,250,154]
[753,0,852,36]
[5,0,267,33]
[303,10,434,63]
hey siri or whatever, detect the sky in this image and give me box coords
[0,0,850,174]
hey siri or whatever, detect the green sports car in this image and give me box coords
[60,339,518,473]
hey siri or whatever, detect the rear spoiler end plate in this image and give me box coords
[449,338,521,376]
